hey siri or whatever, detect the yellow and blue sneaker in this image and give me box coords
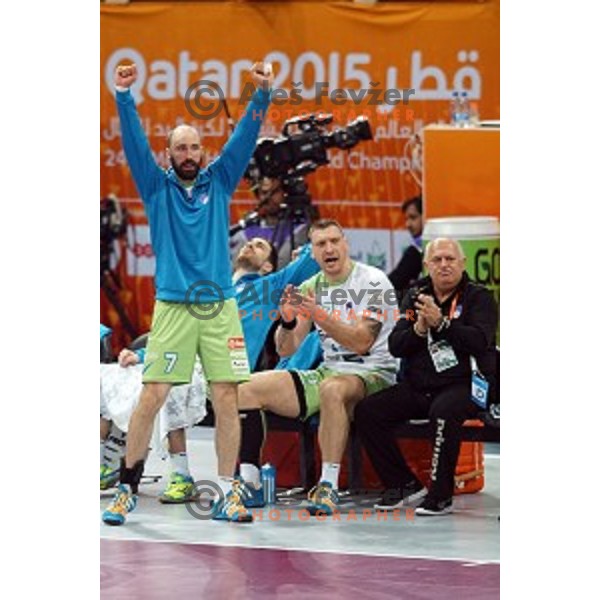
[102,484,138,526]
[159,473,198,504]
[212,480,253,523]
[100,464,119,491]
[307,481,339,516]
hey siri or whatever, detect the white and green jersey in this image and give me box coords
[300,262,399,379]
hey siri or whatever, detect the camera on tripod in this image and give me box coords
[245,113,373,185]
[243,112,372,220]
[234,112,373,258]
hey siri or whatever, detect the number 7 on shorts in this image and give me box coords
[164,352,178,374]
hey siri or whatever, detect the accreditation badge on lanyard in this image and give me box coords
[470,357,489,409]
[427,295,459,373]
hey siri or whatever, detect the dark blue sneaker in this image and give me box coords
[242,482,265,508]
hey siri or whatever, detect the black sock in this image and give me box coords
[119,458,144,494]
[239,409,265,466]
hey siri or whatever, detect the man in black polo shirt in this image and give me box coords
[355,237,498,515]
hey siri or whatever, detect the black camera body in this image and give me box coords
[246,113,373,181]
[238,112,372,236]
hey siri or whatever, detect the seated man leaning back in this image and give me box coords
[237,218,400,515]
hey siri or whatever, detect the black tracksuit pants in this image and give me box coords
[354,380,479,500]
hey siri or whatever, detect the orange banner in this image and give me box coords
[100,1,499,346]
[423,125,500,219]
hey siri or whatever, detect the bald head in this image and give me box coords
[168,125,200,149]
[424,237,465,262]
[167,125,203,182]
[423,238,466,294]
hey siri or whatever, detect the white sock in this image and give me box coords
[219,476,234,496]
[100,440,106,467]
[320,462,341,490]
[169,452,191,477]
[240,463,261,488]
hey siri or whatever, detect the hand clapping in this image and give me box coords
[415,293,443,329]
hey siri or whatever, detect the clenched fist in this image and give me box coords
[250,61,274,92]
[114,63,138,89]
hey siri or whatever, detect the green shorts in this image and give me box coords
[142,298,250,385]
[289,364,395,420]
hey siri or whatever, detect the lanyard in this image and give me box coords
[447,293,459,319]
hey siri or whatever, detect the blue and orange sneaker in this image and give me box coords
[212,480,253,523]
[102,484,138,526]
[100,464,120,491]
[307,481,339,516]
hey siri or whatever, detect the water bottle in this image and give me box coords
[261,463,277,505]
[450,91,460,126]
[459,92,470,127]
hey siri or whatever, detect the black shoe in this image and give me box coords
[374,480,427,511]
[415,495,453,516]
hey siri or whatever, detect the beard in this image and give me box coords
[170,156,200,181]
[235,252,267,274]
[234,255,256,271]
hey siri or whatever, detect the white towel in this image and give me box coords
[99,361,207,454]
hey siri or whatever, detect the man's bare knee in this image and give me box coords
[238,371,300,418]
[319,380,346,410]
[211,382,238,397]
[211,382,240,416]
[319,377,364,416]
[139,383,170,414]
[238,379,265,410]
